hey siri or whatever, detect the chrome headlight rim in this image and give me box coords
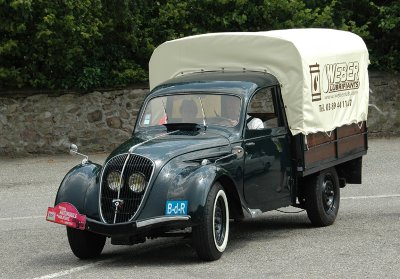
[128,172,147,193]
[107,170,123,191]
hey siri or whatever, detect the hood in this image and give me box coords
[107,129,231,165]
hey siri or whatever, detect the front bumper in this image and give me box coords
[47,202,191,237]
[86,215,191,237]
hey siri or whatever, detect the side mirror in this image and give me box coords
[69,144,78,156]
[232,146,244,159]
[68,143,89,164]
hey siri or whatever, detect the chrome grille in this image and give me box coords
[100,153,154,224]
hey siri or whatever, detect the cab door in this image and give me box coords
[243,87,292,211]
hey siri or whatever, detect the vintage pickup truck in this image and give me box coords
[47,29,369,261]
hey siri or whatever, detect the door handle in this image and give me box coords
[245,142,255,147]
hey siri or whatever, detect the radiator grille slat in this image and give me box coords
[100,154,154,224]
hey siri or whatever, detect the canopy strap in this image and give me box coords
[325,131,333,138]
[304,136,309,151]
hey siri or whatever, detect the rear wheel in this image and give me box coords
[192,182,229,261]
[305,168,340,227]
[67,227,106,259]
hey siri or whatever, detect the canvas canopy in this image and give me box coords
[149,29,369,135]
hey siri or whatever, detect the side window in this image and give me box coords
[247,88,278,130]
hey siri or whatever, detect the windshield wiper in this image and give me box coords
[161,100,168,124]
[198,97,207,130]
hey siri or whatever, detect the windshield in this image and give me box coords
[139,94,241,128]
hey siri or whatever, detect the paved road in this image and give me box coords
[0,139,399,279]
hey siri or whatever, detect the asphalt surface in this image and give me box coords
[0,139,399,279]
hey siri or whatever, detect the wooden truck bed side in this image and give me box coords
[300,121,368,176]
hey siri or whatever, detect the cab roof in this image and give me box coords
[151,72,279,98]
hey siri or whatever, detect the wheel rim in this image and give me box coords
[321,175,335,213]
[214,197,225,246]
[212,190,229,252]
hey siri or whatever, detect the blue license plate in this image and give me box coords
[165,200,188,215]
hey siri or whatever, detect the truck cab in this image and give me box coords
[140,71,294,213]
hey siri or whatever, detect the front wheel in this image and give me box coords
[67,227,106,259]
[192,182,229,261]
[305,168,340,227]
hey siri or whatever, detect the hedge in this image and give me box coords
[0,0,399,91]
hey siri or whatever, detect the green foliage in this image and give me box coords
[0,0,147,90]
[372,1,400,71]
[0,0,398,91]
[318,0,400,71]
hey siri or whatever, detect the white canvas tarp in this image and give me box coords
[149,29,369,135]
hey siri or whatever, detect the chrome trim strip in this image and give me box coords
[136,215,190,228]
[214,153,235,165]
[114,153,131,224]
[128,130,179,154]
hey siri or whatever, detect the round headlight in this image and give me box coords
[128,172,146,193]
[107,171,122,191]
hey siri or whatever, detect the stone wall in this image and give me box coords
[0,89,148,155]
[0,71,399,156]
[368,72,400,137]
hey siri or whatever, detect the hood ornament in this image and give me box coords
[112,199,124,210]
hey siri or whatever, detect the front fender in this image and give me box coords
[55,162,102,220]
[137,159,219,224]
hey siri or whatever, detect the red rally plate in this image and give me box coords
[46,202,86,230]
